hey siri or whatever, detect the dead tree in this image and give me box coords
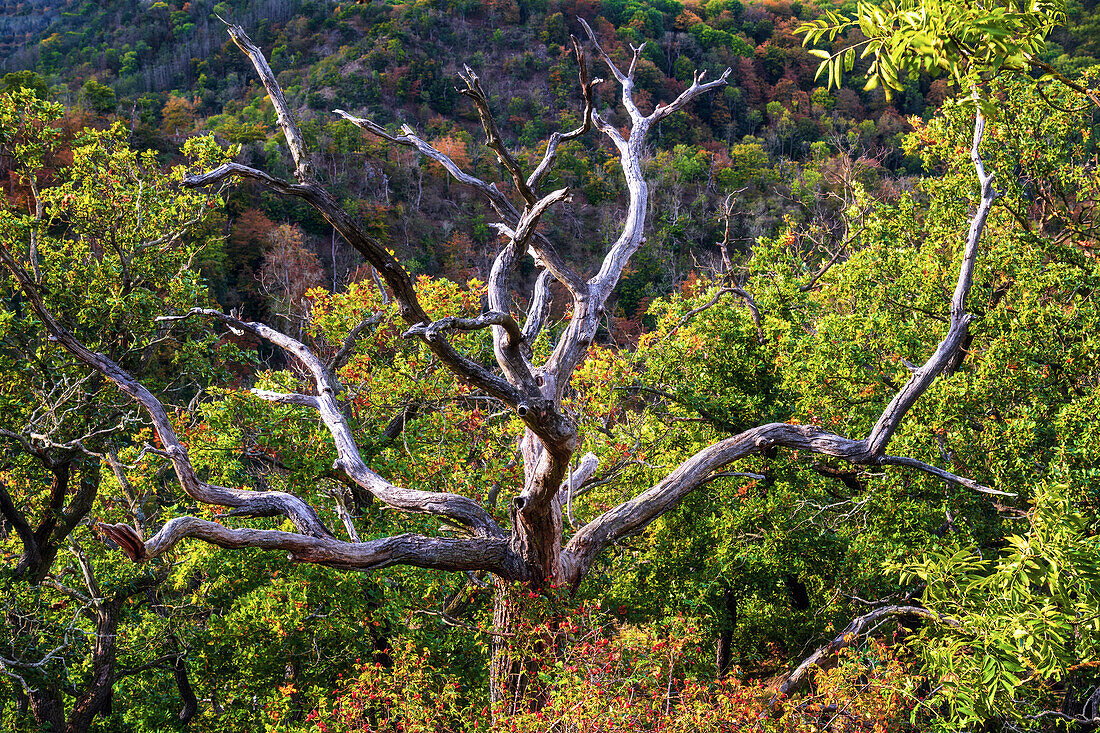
[1,20,1007,708]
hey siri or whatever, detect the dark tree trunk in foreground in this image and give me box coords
[716,589,737,677]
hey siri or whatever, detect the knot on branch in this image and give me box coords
[96,522,147,562]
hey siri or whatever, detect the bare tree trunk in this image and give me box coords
[488,579,564,717]
[489,580,524,714]
[65,592,125,731]
[172,649,199,725]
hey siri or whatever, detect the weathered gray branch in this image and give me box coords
[402,311,522,346]
[778,605,960,696]
[649,67,733,125]
[527,36,601,193]
[563,423,871,578]
[866,98,993,455]
[561,452,599,529]
[579,18,645,123]
[457,65,537,206]
[486,240,541,391]
[538,23,732,410]
[333,112,513,213]
[879,455,1013,496]
[172,308,507,539]
[96,519,526,578]
[219,17,311,181]
[521,270,554,348]
[176,161,298,193]
[0,249,335,540]
[562,101,1001,581]
[250,389,321,408]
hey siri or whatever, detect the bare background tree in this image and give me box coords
[2,19,1009,710]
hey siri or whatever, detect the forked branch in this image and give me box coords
[457,65,537,206]
[163,308,507,539]
[333,110,586,297]
[562,102,1004,582]
[865,96,994,455]
[527,36,602,192]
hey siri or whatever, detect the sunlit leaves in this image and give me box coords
[898,482,1100,728]
[797,0,1067,104]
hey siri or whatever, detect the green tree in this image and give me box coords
[900,482,1100,729]
[0,72,48,100]
[0,90,227,732]
[797,0,1077,109]
[77,79,116,115]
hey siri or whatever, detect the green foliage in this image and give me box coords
[78,77,116,113]
[0,89,232,732]
[900,483,1100,728]
[0,71,49,99]
[798,0,1067,103]
[2,5,1099,731]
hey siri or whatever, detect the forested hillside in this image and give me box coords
[3,0,1092,316]
[1,0,1099,731]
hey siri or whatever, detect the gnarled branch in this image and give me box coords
[219,17,311,181]
[457,65,536,206]
[527,36,602,193]
[170,308,507,539]
[403,311,522,347]
[96,519,527,578]
[0,249,335,540]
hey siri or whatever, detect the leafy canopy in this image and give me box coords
[796,0,1067,101]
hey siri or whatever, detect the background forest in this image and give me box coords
[1,0,1099,731]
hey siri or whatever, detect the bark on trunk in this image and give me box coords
[173,653,199,725]
[488,579,565,717]
[489,580,525,715]
[28,688,65,733]
[65,597,124,732]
